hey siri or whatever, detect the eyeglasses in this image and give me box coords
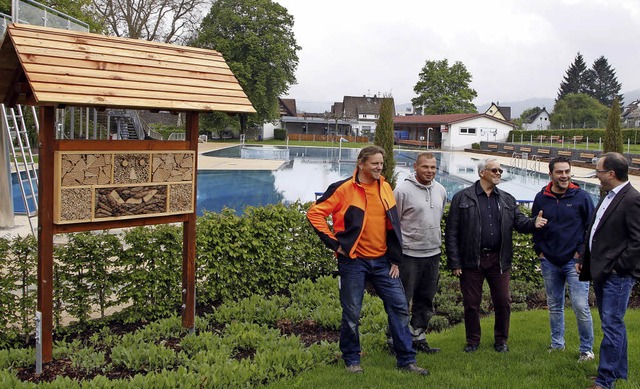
[595,169,611,174]
[488,168,504,174]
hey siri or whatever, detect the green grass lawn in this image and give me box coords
[247,139,371,149]
[267,309,640,389]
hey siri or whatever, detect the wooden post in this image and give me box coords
[37,106,55,362]
[182,111,198,329]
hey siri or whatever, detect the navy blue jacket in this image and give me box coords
[532,183,594,266]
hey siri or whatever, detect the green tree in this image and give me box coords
[192,0,300,134]
[551,93,610,129]
[412,59,478,115]
[603,97,623,153]
[557,52,590,101]
[374,96,397,188]
[0,0,10,15]
[587,56,623,108]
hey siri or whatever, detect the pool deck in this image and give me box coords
[197,142,284,170]
[3,147,640,238]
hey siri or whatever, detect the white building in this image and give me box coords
[522,108,550,130]
[394,113,516,150]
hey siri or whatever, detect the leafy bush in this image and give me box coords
[119,225,183,323]
[56,232,121,324]
[196,202,336,304]
[274,128,286,140]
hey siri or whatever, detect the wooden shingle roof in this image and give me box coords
[0,23,256,113]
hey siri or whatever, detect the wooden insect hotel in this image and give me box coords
[0,23,255,361]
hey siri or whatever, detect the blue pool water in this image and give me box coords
[11,146,601,215]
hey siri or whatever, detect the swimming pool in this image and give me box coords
[197,146,601,214]
[11,146,601,215]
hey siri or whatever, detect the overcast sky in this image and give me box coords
[275,0,640,112]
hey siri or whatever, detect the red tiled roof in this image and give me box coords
[394,113,515,127]
[394,113,480,124]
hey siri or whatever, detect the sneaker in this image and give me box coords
[414,340,441,354]
[398,363,429,376]
[463,343,479,353]
[548,345,565,353]
[345,364,363,374]
[578,351,595,362]
[494,343,508,353]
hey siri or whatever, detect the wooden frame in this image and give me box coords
[53,150,195,224]
[1,23,256,363]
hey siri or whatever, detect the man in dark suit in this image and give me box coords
[577,152,640,389]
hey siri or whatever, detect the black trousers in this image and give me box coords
[459,252,511,345]
[399,253,440,335]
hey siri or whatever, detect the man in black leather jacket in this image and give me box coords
[445,157,546,353]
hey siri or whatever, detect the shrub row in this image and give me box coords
[0,203,550,348]
[0,202,336,348]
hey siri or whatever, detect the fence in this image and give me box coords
[287,134,368,143]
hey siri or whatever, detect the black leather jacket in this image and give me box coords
[445,182,535,272]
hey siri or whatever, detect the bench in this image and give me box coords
[571,136,584,142]
[632,158,640,165]
[535,135,547,142]
[488,144,498,149]
[503,145,514,151]
[397,140,435,148]
[549,135,561,143]
[557,150,572,157]
[537,149,550,154]
[579,153,595,159]
[520,147,532,152]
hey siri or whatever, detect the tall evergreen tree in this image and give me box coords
[603,97,623,153]
[557,52,589,101]
[587,56,623,108]
[374,96,397,188]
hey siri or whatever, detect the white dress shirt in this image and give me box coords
[589,181,629,250]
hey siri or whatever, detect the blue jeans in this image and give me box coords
[540,258,593,352]
[338,255,416,367]
[593,273,635,389]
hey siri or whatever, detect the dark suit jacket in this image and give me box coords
[580,182,640,282]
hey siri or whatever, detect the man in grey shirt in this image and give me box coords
[394,152,447,353]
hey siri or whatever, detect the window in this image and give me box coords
[460,127,476,135]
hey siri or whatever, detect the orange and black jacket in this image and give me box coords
[306,169,403,266]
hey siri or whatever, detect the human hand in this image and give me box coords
[535,210,547,228]
[453,268,462,277]
[336,246,346,256]
[575,263,582,274]
[389,264,400,278]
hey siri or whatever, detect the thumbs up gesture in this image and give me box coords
[535,210,547,228]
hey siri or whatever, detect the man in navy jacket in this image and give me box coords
[532,156,595,362]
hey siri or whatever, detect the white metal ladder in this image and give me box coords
[1,104,39,235]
